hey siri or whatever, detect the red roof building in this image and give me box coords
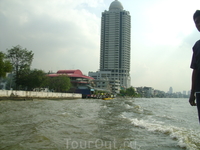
[48,70,94,88]
[47,70,111,98]
[48,70,93,80]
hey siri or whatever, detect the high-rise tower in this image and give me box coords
[99,0,131,88]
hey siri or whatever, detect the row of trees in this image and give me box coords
[119,87,139,97]
[0,45,71,92]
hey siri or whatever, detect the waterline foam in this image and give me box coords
[121,115,200,150]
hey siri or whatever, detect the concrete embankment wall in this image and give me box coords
[0,90,82,100]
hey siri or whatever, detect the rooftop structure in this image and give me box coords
[109,0,123,11]
[48,70,94,80]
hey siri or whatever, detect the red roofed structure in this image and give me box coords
[56,70,94,80]
[48,70,95,98]
[48,69,94,84]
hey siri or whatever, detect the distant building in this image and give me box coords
[136,87,154,98]
[169,87,173,94]
[89,71,120,93]
[99,0,131,88]
[89,71,111,80]
[188,90,190,96]
[183,91,186,95]
[143,87,154,98]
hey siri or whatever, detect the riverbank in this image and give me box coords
[0,90,82,100]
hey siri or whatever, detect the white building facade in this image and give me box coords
[88,71,120,93]
[100,0,131,88]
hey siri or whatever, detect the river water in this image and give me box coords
[0,98,200,150]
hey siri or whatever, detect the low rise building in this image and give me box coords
[88,71,120,93]
[48,70,94,98]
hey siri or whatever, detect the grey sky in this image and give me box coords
[1,0,200,92]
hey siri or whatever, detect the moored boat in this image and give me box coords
[102,97,113,100]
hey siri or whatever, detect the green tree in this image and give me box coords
[28,69,48,90]
[126,87,136,97]
[120,89,126,96]
[0,52,12,78]
[47,75,71,92]
[6,45,34,89]
[119,87,136,97]
[21,69,48,90]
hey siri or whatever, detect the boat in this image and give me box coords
[102,97,113,100]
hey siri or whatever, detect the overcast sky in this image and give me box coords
[0,0,200,93]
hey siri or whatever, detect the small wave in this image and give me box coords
[122,116,200,150]
[124,103,144,111]
[156,114,177,121]
[60,112,67,115]
[124,104,132,109]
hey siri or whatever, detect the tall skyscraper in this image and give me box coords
[99,0,131,88]
[169,87,173,94]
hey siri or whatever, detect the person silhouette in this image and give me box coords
[189,10,200,123]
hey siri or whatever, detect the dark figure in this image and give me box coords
[189,10,200,123]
